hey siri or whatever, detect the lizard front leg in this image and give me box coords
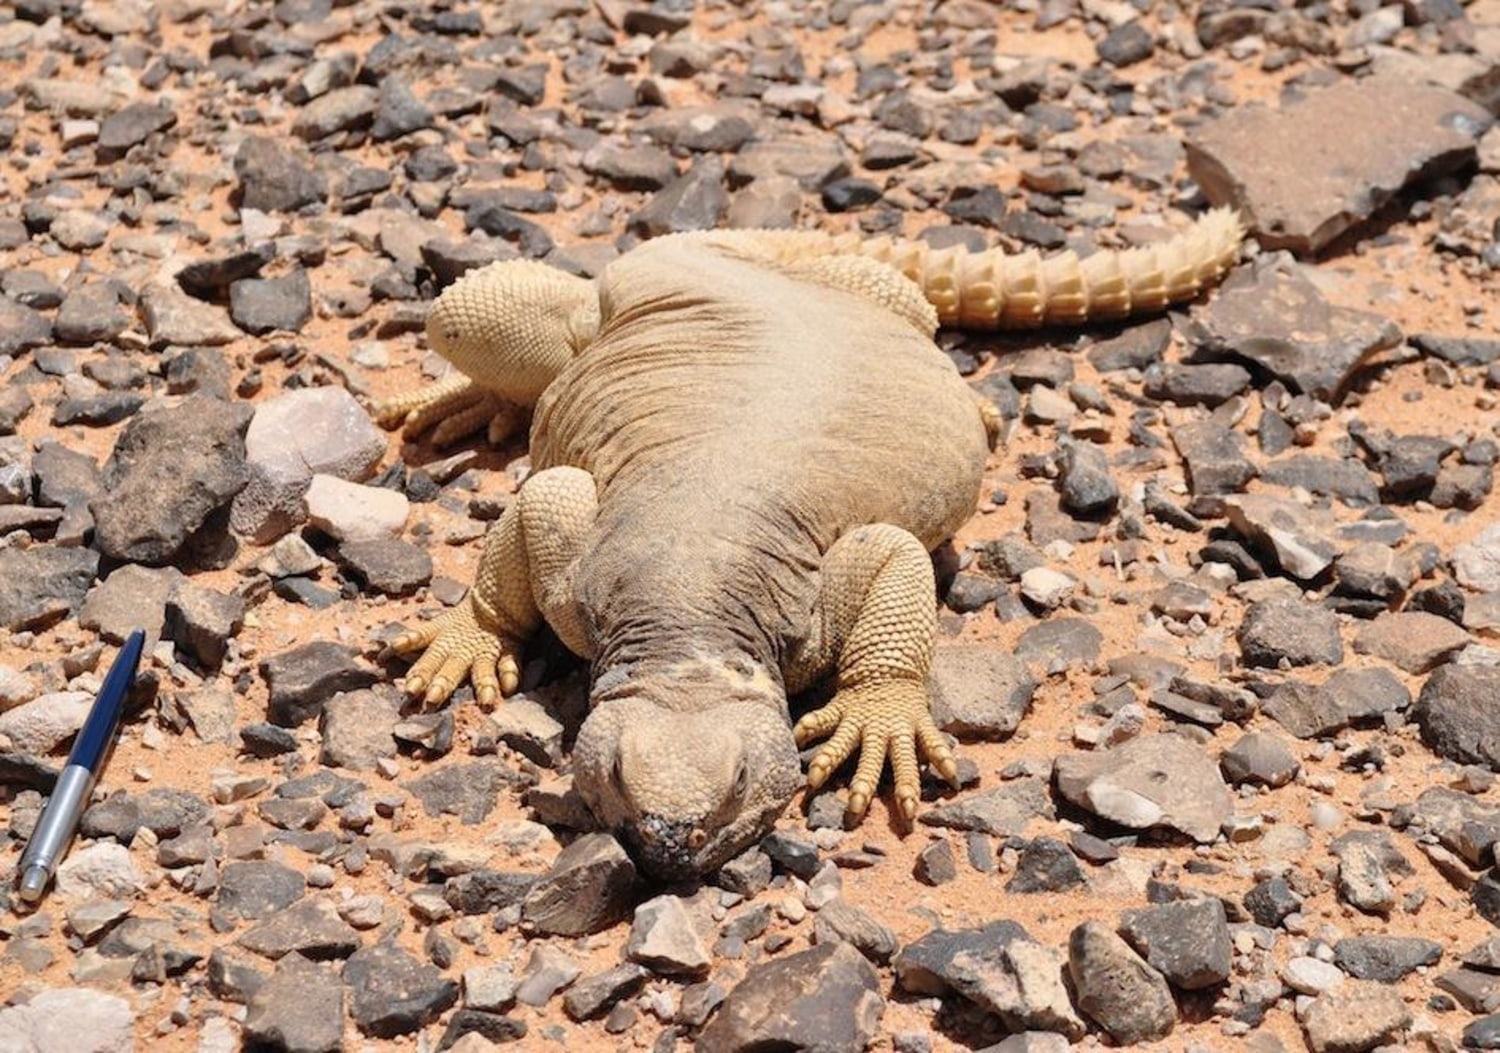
[394,465,597,705]
[790,523,959,824]
[372,374,528,447]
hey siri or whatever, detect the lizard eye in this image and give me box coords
[732,759,749,800]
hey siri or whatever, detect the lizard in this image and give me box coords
[373,209,1243,879]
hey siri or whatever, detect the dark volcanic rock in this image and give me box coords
[344,941,459,1037]
[1119,898,1232,990]
[1415,665,1500,770]
[215,861,306,923]
[91,395,252,565]
[1238,598,1343,667]
[1333,935,1442,983]
[1187,78,1491,255]
[521,834,638,937]
[243,954,344,1053]
[235,136,328,212]
[1068,921,1175,1044]
[261,642,379,727]
[0,545,98,631]
[696,941,884,1053]
[1184,254,1402,400]
[229,269,313,334]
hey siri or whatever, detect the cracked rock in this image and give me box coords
[697,941,884,1053]
[522,833,637,937]
[1187,77,1492,255]
[1068,921,1175,1044]
[1054,734,1232,843]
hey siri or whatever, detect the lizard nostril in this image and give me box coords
[687,827,707,850]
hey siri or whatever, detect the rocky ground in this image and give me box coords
[2,0,1500,1051]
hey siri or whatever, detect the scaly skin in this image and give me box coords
[380,211,1243,877]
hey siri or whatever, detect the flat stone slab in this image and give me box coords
[1187,77,1492,255]
[1054,734,1232,843]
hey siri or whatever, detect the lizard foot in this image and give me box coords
[391,598,521,707]
[794,679,959,825]
[371,375,525,447]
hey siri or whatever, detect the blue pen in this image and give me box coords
[16,629,145,903]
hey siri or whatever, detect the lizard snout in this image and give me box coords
[627,814,709,879]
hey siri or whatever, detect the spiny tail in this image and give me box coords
[711,207,1244,330]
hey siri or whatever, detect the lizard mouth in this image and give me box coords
[621,814,712,880]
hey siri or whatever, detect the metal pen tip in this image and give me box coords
[18,865,48,902]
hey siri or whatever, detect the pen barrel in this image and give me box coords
[18,764,95,876]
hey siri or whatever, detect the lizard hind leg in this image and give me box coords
[790,524,959,825]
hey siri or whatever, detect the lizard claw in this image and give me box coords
[793,679,955,827]
[392,599,521,708]
[371,376,525,447]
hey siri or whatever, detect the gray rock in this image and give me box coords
[319,688,400,770]
[1333,936,1442,982]
[444,870,537,915]
[54,281,131,345]
[1409,786,1500,867]
[1264,455,1381,508]
[1300,980,1412,1053]
[407,759,515,824]
[1262,680,1350,740]
[1323,666,1410,724]
[1014,617,1103,668]
[1068,921,1175,1044]
[1171,420,1256,495]
[729,132,850,191]
[522,833,637,937]
[80,788,209,843]
[163,581,245,669]
[0,987,134,1053]
[893,919,1083,1037]
[562,963,651,1021]
[640,103,758,153]
[176,245,275,294]
[215,861,306,923]
[371,76,432,141]
[628,157,728,237]
[1354,611,1470,673]
[812,899,900,965]
[1144,362,1251,407]
[0,296,53,355]
[920,776,1054,836]
[1329,830,1414,915]
[697,941,884,1053]
[336,538,433,597]
[483,696,565,768]
[243,953,344,1053]
[91,395,252,565]
[236,136,327,213]
[344,941,459,1037]
[0,691,91,754]
[582,141,679,191]
[626,894,712,977]
[293,84,378,140]
[915,839,958,886]
[140,281,241,348]
[230,269,312,335]
[0,545,98,631]
[929,646,1037,739]
[1238,597,1343,667]
[1334,542,1416,596]
[262,642,379,727]
[1455,524,1500,592]
[1243,876,1302,928]
[97,101,175,160]
[1006,838,1085,894]
[1187,77,1491,255]
[79,561,180,651]
[1054,734,1232,843]
[1415,665,1500,770]
[1058,439,1117,515]
[1221,731,1300,786]
[514,944,581,1007]
[231,385,386,543]
[1224,493,1342,581]
[236,897,361,960]
[1186,254,1402,399]
[1119,898,1232,990]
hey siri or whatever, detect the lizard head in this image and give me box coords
[573,660,801,880]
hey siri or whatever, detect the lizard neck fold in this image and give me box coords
[589,646,785,714]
